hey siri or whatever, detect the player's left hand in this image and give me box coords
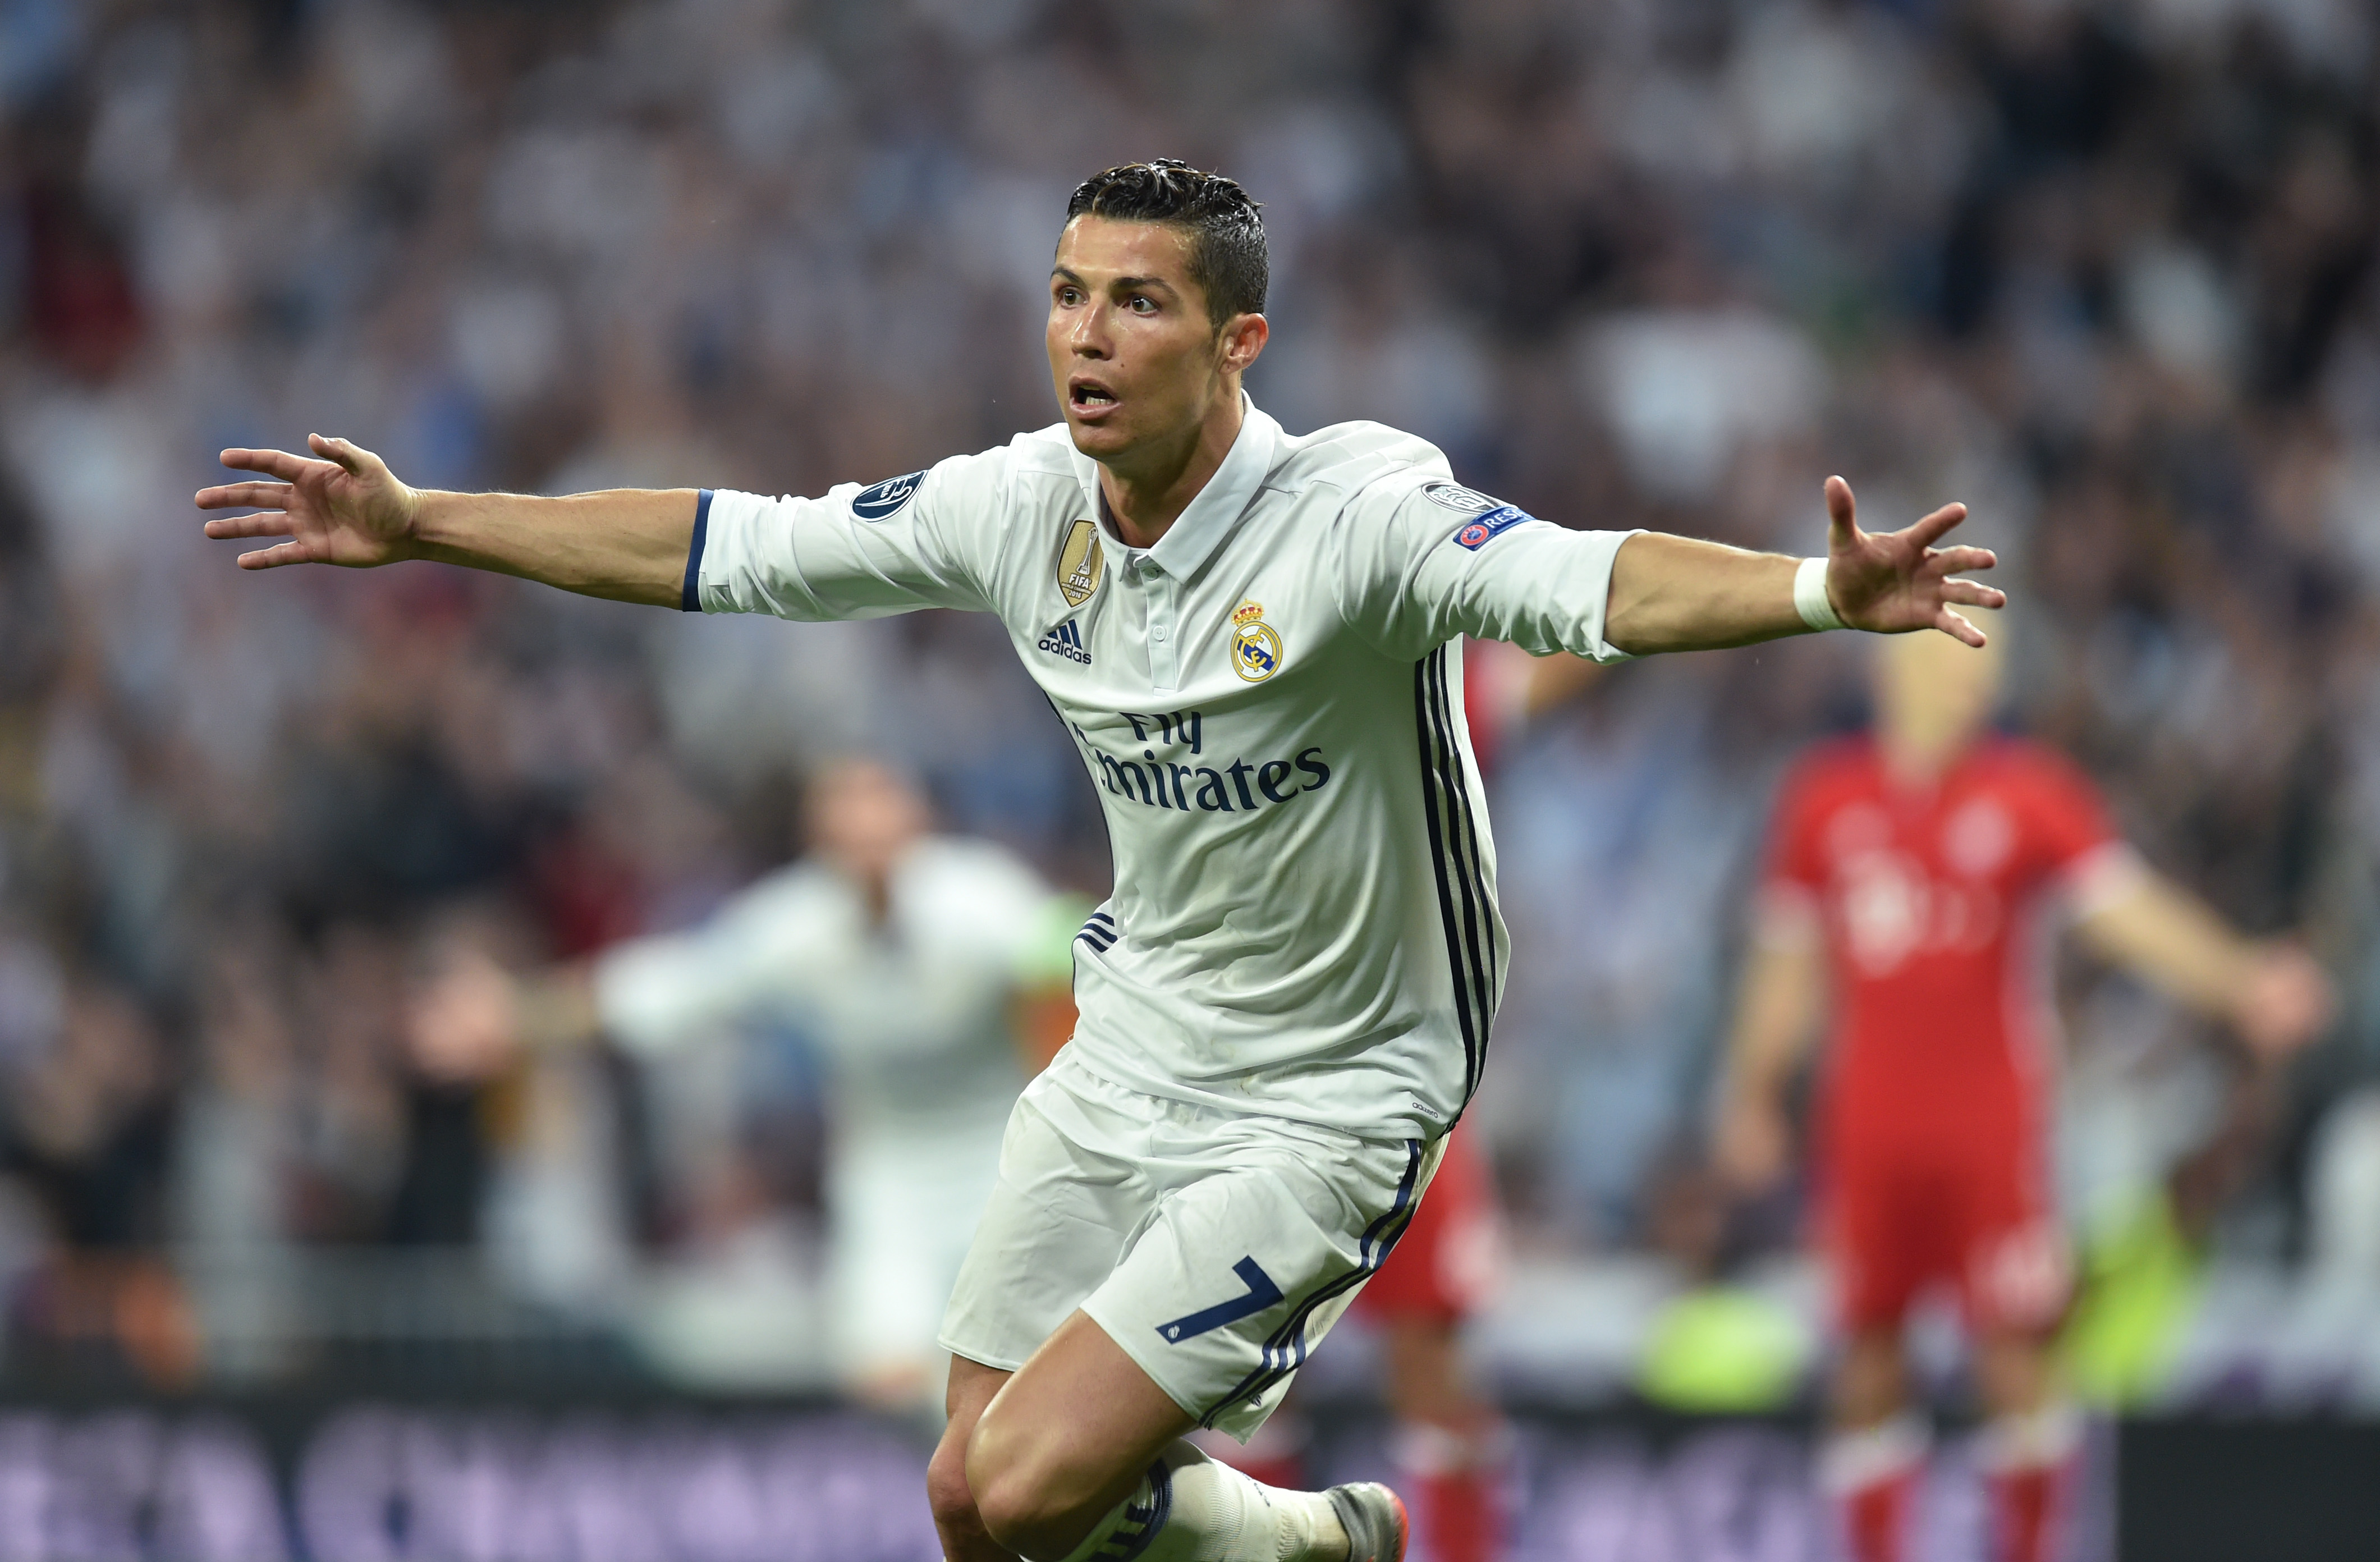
[1820,477,2006,646]
[2232,943,2335,1059]
[197,434,419,570]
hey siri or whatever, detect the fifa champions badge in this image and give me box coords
[1058,519,1105,607]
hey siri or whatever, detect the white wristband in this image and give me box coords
[1794,556,1845,632]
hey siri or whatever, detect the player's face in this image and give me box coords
[1047,217,1263,468]
[807,759,929,881]
[1875,616,2005,761]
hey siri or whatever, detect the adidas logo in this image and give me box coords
[1038,619,1093,666]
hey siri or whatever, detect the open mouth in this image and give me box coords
[1070,379,1118,413]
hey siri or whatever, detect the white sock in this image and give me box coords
[1056,1440,1349,1562]
[1818,1412,1930,1497]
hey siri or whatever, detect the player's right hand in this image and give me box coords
[1713,1093,1792,1195]
[197,434,419,570]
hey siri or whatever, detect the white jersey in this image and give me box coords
[694,400,1634,1140]
[591,836,1057,1144]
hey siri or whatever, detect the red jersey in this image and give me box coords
[1355,1124,1502,1324]
[1761,735,2127,1329]
[1762,734,2124,1134]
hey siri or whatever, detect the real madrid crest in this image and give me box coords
[1057,519,1104,608]
[1229,601,1283,682]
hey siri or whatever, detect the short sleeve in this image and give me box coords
[693,448,1004,621]
[1753,760,1828,948]
[1332,471,1639,663]
[2014,749,2133,908]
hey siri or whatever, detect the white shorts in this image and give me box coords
[938,1052,1439,1440]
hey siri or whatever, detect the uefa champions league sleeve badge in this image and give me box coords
[1230,601,1282,682]
[852,470,925,520]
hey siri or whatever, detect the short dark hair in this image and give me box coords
[1065,159,1267,331]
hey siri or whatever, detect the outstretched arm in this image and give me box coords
[406,943,603,1084]
[1605,476,2003,655]
[197,435,695,606]
[2072,870,2333,1059]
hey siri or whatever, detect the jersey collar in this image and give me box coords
[1072,393,1281,580]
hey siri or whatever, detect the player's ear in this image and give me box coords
[1219,312,1268,375]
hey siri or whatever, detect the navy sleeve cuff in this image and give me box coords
[680,489,713,612]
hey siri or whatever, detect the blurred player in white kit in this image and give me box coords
[416,757,1077,1411]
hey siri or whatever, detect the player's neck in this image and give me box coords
[823,853,898,928]
[1879,728,1970,789]
[1098,386,1245,550]
[859,871,892,928]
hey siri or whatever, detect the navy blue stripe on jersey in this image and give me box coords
[1195,1139,1426,1427]
[1431,651,1499,1005]
[1428,652,1485,1105]
[1077,911,1117,952]
[1412,651,1478,1099]
[1425,650,1499,1100]
[1414,648,1494,1107]
[680,489,714,612]
[1423,652,1488,1096]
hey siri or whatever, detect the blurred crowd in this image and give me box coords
[0,0,2377,1391]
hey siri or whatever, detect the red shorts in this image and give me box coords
[1356,1126,1504,1325]
[1822,1121,2068,1335]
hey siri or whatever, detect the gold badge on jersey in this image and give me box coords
[1229,601,1283,682]
[1057,519,1104,607]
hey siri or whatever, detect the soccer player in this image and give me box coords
[409,757,1076,1413]
[200,159,2001,1562]
[1713,618,2331,1562]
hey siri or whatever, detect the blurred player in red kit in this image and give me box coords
[1715,616,2330,1562]
[1713,614,2323,1552]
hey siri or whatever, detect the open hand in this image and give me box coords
[1820,476,2006,646]
[2232,943,2334,1060]
[196,434,419,570]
